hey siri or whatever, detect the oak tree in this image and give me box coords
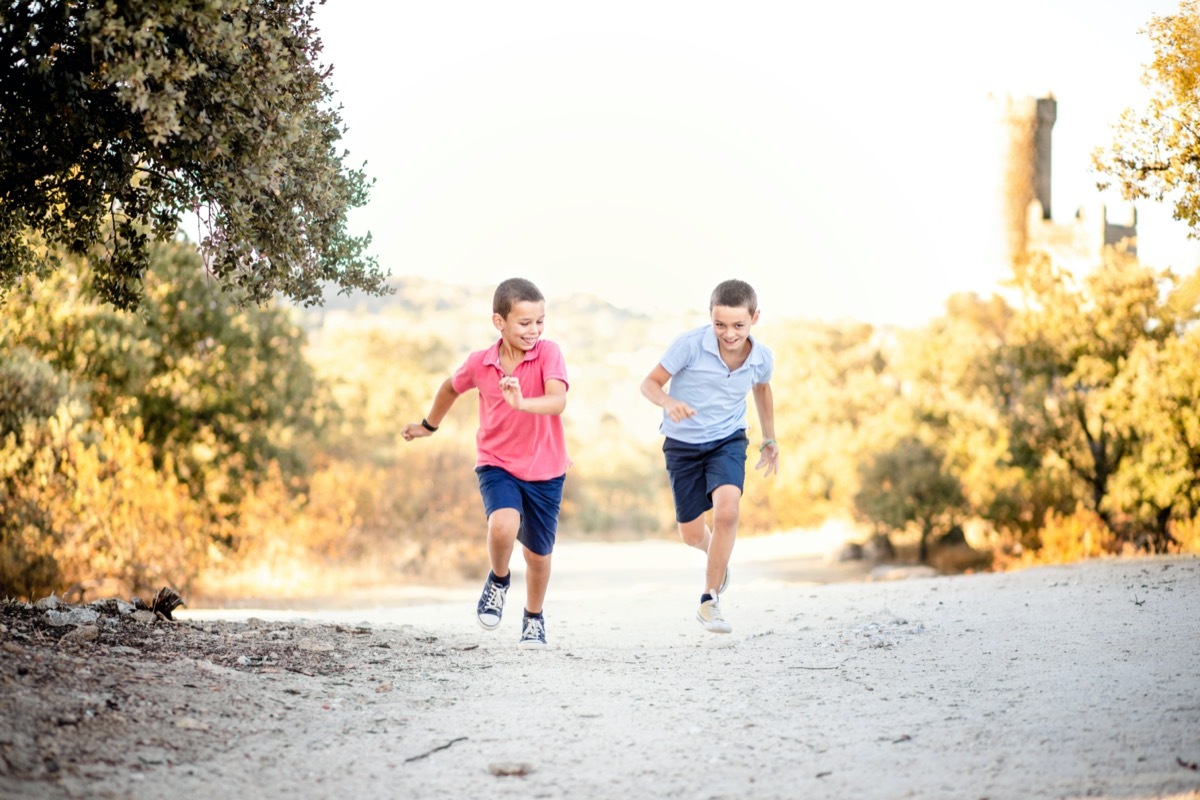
[0,0,387,310]
[853,437,966,563]
[1095,0,1200,238]
[1002,249,1190,531]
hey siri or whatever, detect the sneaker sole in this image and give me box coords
[717,566,730,596]
[477,615,502,631]
[517,640,548,650]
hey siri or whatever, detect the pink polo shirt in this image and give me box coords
[451,338,571,481]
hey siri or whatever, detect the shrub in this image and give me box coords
[1027,506,1118,565]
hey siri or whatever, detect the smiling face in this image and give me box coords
[494,299,546,352]
[710,303,758,356]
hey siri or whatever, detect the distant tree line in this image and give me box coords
[761,249,1200,565]
[2,239,1196,601]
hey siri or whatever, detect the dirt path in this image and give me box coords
[2,533,1199,799]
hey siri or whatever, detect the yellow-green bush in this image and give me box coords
[1,412,208,600]
[55,418,209,598]
[1026,505,1119,565]
[1168,517,1200,555]
[194,446,490,601]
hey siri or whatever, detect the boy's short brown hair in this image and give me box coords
[709,279,757,314]
[493,278,545,318]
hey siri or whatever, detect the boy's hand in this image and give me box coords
[500,376,524,410]
[755,442,779,477]
[664,398,697,423]
[401,422,432,442]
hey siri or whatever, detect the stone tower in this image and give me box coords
[998,93,1136,270]
[999,95,1058,263]
[1031,97,1057,221]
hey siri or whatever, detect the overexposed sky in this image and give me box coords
[314,0,1199,326]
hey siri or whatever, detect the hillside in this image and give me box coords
[292,275,712,446]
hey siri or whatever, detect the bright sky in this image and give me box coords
[313,0,1200,326]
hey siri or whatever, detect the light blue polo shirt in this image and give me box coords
[657,324,774,444]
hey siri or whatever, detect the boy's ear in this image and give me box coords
[751,309,761,324]
[492,312,504,330]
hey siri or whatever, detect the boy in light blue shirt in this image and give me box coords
[640,279,779,634]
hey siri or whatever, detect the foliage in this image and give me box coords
[853,437,966,562]
[6,254,1199,600]
[197,447,490,599]
[0,349,82,597]
[0,349,207,599]
[1108,326,1200,546]
[563,419,671,537]
[1002,250,1186,529]
[1,241,328,524]
[760,320,899,530]
[0,238,336,599]
[890,292,1043,536]
[1021,506,1117,566]
[50,417,210,598]
[889,251,1199,558]
[0,0,386,309]
[1168,516,1200,553]
[306,322,458,449]
[1094,0,1200,235]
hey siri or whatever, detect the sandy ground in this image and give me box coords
[3,528,1199,800]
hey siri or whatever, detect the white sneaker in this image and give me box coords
[697,597,732,634]
[717,566,730,596]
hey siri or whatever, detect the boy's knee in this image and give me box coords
[523,549,551,567]
[488,509,521,539]
[712,504,740,530]
[677,520,706,547]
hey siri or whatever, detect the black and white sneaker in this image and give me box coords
[476,575,508,630]
[518,614,547,649]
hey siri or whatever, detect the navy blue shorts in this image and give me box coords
[662,431,749,524]
[475,466,566,556]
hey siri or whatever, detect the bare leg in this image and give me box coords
[705,485,742,594]
[487,508,520,579]
[523,548,551,615]
[677,516,712,553]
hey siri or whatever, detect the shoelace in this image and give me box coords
[522,617,545,641]
[706,600,725,621]
[481,583,506,613]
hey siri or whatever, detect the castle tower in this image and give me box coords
[997,94,1057,264]
[1032,97,1056,221]
[996,94,1136,270]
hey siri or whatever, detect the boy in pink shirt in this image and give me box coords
[402,278,570,649]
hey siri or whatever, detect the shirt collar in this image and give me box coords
[482,338,539,368]
[702,325,763,366]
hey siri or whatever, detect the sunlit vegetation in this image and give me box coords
[1096,1,1200,235]
[0,0,387,309]
[754,248,1199,568]
[3,233,1199,602]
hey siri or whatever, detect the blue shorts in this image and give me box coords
[475,466,566,556]
[662,431,749,524]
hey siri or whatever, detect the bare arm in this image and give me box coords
[640,364,696,423]
[752,382,778,476]
[501,376,567,415]
[401,378,461,441]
